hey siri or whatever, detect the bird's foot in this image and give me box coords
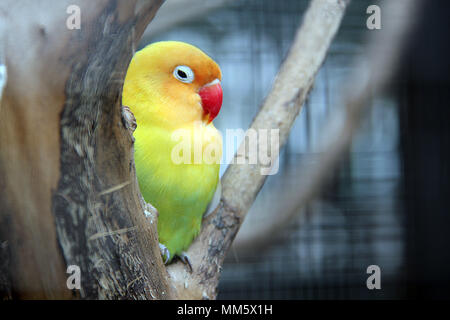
[179,251,193,273]
[159,243,170,264]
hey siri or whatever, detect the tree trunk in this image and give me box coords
[0,0,171,299]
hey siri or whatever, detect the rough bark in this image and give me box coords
[0,0,171,299]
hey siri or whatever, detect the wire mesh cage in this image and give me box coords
[144,0,406,299]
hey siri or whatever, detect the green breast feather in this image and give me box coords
[134,125,220,262]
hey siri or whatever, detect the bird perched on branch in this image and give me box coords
[123,41,223,265]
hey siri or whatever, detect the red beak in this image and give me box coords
[199,79,222,123]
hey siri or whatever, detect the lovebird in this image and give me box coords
[122,41,223,264]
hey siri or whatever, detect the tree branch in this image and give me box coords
[166,0,349,299]
[141,0,235,40]
[233,0,422,255]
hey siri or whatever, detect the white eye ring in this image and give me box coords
[173,65,194,83]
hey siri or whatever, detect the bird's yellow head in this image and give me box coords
[123,41,222,129]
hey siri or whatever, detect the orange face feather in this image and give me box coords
[123,41,222,128]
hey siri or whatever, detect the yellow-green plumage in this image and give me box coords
[123,41,222,262]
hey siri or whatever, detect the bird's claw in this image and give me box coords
[159,243,170,264]
[180,251,193,273]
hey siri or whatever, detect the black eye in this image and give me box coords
[177,69,187,78]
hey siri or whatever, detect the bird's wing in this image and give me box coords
[203,179,221,218]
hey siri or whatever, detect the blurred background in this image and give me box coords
[140,0,450,299]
